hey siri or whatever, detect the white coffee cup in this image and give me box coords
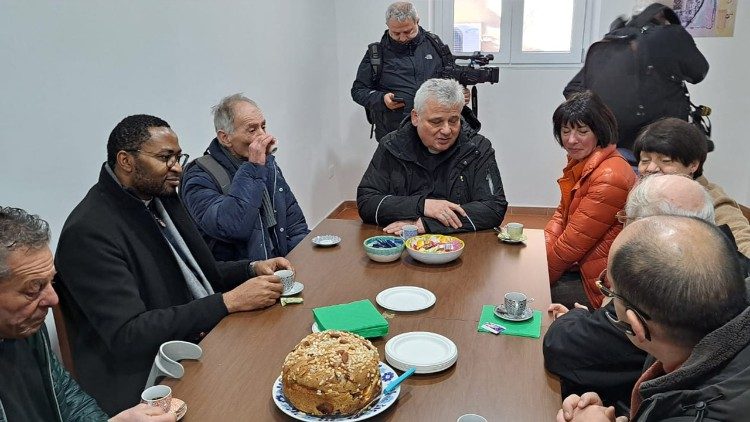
[141,385,172,413]
[274,269,295,294]
[457,415,488,422]
[505,222,524,240]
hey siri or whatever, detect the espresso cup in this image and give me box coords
[400,224,419,240]
[141,385,172,413]
[504,291,528,317]
[505,222,524,240]
[274,269,295,294]
[457,415,488,422]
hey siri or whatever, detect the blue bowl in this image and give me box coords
[363,236,405,262]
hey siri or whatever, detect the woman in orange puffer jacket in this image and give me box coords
[545,91,636,309]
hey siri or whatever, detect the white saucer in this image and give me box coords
[498,233,527,244]
[385,331,458,374]
[376,286,436,312]
[281,281,304,296]
[311,235,341,247]
[311,322,321,333]
[494,305,534,322]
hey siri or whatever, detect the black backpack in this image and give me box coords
[179,153,231,250]
[572,4,712,151]
[364,30,454,138]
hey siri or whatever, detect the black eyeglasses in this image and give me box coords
[596,269,651,341]
[126,149,189,169]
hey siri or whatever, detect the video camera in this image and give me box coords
[443,52,499,86]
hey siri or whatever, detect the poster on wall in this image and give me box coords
[636,0,737,37]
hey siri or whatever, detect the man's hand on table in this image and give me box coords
[383,219,425,235]
[223,275,283,313]
[253,257,292,275]
[548,302,589,320]
[424,199,466,229]
[110,403,175,422]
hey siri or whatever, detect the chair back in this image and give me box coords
[52,304,77,379]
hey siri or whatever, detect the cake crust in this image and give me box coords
[282,331,381,416]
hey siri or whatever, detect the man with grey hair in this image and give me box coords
[352,1,457,141]
[357,78,507,234]
[182,93,309,262]
[0,207,174,421]
[543,174,740,417]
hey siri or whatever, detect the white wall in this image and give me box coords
[0,0,343,249]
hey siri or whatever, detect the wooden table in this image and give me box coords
[165,219,561,420]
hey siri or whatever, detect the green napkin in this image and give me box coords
[313,299,389,338]
[477,305,542,338]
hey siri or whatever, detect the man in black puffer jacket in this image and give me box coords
[357,78,507,235]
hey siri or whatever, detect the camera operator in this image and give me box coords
[351,2,469,142]
[563,2,708,166]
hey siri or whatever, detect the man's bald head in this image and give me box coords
[625,174,714,224]
[609,215,746,346]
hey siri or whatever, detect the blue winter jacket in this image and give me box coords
[181,139,310,262]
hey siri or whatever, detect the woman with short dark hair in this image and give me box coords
[635,117,750,257]
[546,91,636,309]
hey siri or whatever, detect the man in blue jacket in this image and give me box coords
[182,94,309,262]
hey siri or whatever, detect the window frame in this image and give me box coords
[433,0,592,65]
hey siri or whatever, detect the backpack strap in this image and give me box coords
[424,30,454,68]
[194,154,232,195]
[368,42,383,86]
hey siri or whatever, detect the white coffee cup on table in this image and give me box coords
[274,269,295,294]
[505,222,524,240]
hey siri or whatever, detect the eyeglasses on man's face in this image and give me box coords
[596,269,652,341]
[126,149,189,169]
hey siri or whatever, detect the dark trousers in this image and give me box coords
[550,271,592,309]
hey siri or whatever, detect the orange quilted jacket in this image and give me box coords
[545,145,636,308]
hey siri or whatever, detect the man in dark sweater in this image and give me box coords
[0,207,172,421]
[54,115,291,414]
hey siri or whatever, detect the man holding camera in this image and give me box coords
[351,2,454,141]
[181,93,309,263]
[357,78,507,235]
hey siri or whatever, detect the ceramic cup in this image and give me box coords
[141,385,172,413]
[504,291,528,317]
[274,269,295,294]
[505,222,524,240]
[457,414,488,422]
[400,224,419,240]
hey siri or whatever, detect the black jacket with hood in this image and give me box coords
[356,109,507,233]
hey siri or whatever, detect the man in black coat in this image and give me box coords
[54,115,290,414]
[563,3,708,164]
[357,78,507,235]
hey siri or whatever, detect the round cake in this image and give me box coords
[282,330,381,416]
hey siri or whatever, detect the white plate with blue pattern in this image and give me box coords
[272,362,400,421]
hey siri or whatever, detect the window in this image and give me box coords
[435,0,589,64]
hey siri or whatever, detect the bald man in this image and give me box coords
[544,174,716,414]
[557,216,749,421]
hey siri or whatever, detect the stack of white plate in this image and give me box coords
[385,331,458,374]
